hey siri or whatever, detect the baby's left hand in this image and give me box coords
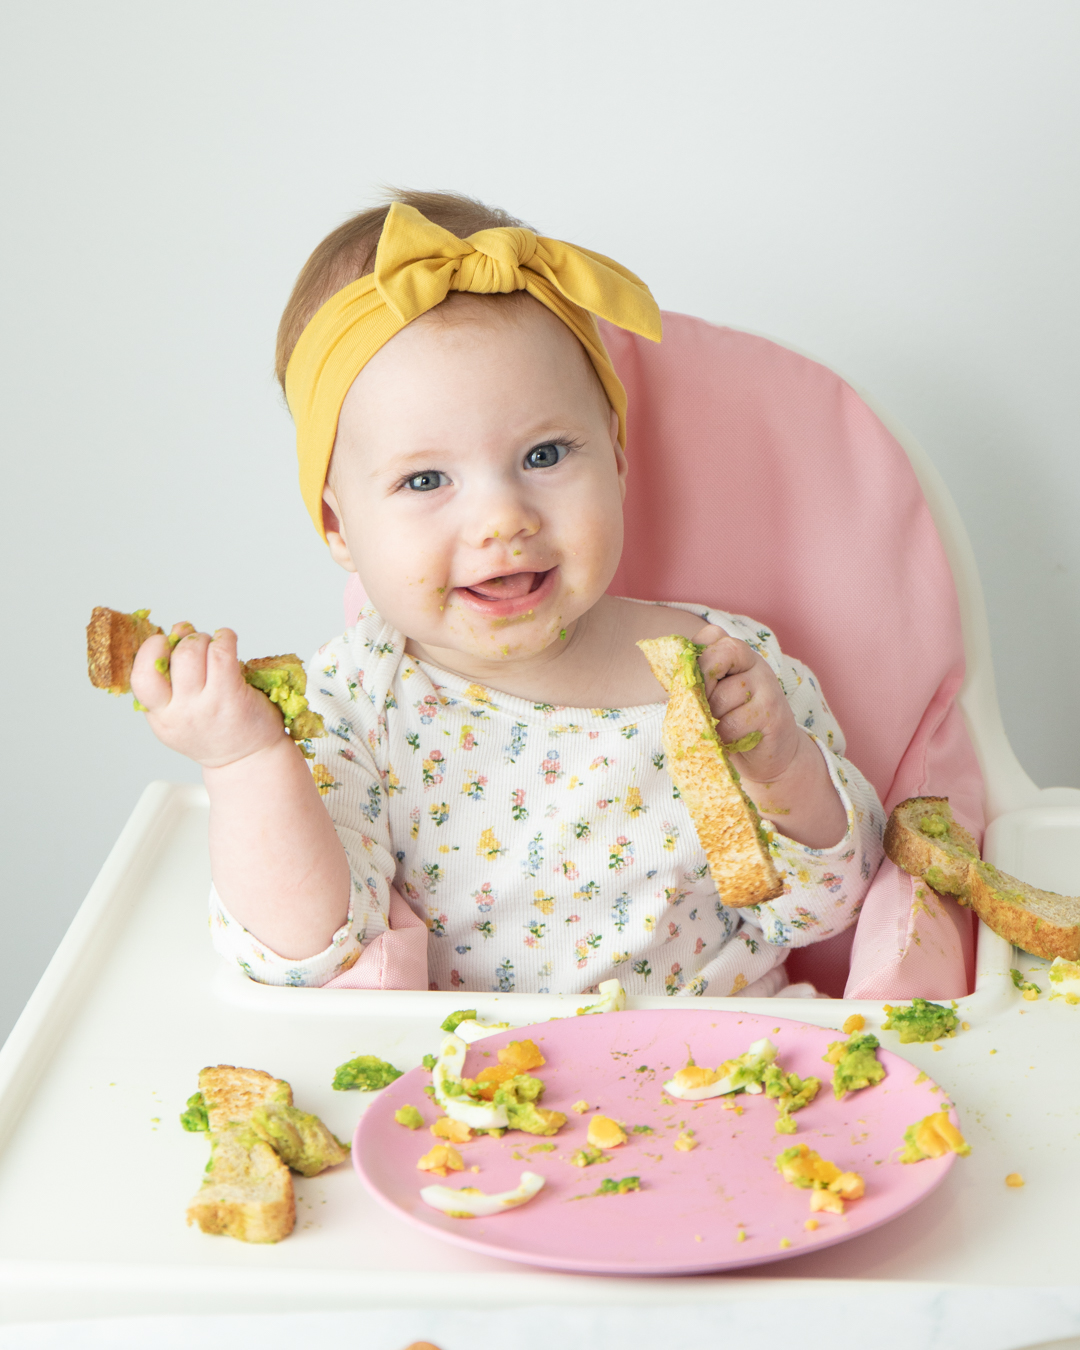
[693,624,801,786]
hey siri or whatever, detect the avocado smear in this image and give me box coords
[179,1091,209,1132]
[250,1102,349,1176]
[332,1054,404,1092]
[440,1009,479,1033]
[882,997,960,1043]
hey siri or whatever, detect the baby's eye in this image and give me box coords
[524,442,568,471]
[405,470,448,492]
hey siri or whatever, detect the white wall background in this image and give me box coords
[2,1,1079,1044]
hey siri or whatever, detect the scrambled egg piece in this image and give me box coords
[331,1055,404,1092]
[571,1100,590,1114]
[431,1116,473,1143]
[842,1014,865,1035]
[663,1038,778,1100]
[417,1144,465,1177]
[587,1115,627,1149]
[1005,1172,1024,1188]
[420,1171,545,1218]
[882,998,960,1042]
[776,1144,865,1214]
[673,1130,698,1152]
[822,1033,885,1099]
[899,1111,970,1163]
[394,1105,424,1130]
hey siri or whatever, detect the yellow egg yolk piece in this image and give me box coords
[587,1115,627,1149]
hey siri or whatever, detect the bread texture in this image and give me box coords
[199,1065,293,1132]
[884,796,1080,961]
[86,607,162,694]
[638,635,782,908]
[186,1125,296,1243]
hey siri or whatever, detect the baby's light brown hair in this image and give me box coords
[274,189,532,393]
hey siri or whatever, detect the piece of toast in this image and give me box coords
[884,796,1080,961]
[198,1065,293,1131]
[86,607,163,694]
[638,635,783,908]
[250,1103,350,1177]
[86,608,325,749]
[186,1125,295,1243]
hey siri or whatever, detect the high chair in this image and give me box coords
[2,314,1078,1323]
[343,311,1080,1001]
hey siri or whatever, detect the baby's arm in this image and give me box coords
[694,623,847,847]
[131,625,350,958]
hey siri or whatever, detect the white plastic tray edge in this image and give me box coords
[0,781,201,1151]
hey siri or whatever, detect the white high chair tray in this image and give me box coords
[0,781,1076,1324]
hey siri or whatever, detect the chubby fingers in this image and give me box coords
[130,633,175,711]
[693,625,756,698]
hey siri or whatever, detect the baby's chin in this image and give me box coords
[405,609,572,669]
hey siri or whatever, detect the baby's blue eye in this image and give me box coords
[524,442,567,470]
[406,470,447,492]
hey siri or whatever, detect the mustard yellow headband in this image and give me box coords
[284,202,663,538]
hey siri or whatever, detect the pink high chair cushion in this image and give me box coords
[342,314,984,999]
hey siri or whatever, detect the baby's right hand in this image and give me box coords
[130,624,288,768]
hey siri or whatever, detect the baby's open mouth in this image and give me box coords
[463,570,551,602]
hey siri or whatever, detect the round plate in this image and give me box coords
[353,1008,958,1275]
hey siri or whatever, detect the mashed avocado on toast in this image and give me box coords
[637,634,782,908]
[184,1064,348,1244]
[86,607,325,754]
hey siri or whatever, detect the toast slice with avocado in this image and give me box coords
[86,607,325,751]
[185,1065,349,1242]
[884,796,1080,961]
[638,634,783,909]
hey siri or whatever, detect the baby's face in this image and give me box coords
[324,296,626,666]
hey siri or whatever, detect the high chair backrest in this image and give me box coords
[343,312,988,998]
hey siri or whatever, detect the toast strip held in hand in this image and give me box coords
[884,796,1080,961]
[86,607,325,753]
[638,635,782,908]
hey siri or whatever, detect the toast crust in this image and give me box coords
[186,1126,295,1243]
[86,607,162,694]
[198,1065,293,1133]
[638,635,782,909]
[884,795,1080,961]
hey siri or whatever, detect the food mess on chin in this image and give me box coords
[898,1111,971,1163]
[881,998,960,1042]
[332,1055,404,1092]
[822,1033,886,1100]
[776,1144,865,1215]
[420,1171,546,1218]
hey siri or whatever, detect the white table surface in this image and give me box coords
[1,782,1078,1343]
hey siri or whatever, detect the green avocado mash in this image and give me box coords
[250,1103,349,1176]
[440,1009,478,1034]
[918,814,951,839]
[179,1091,209,1132]
[332,1055,404,1092]
[593,1176,641,1196]
[763,1065,821,1132]
[394,1104,424,1130]
[1010,968,1041,998]
[824,1032,886,1100]
[491,1074,565,1135]
[422,1054,438,1071]
[882,998,960,1043]
[570,1146,609,1167]
[241,655,326,755]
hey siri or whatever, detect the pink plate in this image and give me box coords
[352,1008,958,1275]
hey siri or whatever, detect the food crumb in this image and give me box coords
[571,1100,589,1114]
[1006,1173,1025,1188]
[989,1049,997,1055]
[694,1234,703,1242]
[735,1228,746,1243]
[932,1044,942,1052]
[961,1022,971,1031]
[674,1130,698,1152]
[780,1237,792,1248]
[842,1014,865,1035]
[805,1219,819,1231]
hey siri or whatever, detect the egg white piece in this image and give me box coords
[576,978,627,1016]
[454,1018,513,1044]
[433,1033,510,1129]
[662,1036,778,1100]
[420,1171,546,1218]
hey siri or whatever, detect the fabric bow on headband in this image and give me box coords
[285,201,663,538]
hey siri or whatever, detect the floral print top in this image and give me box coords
[210,602,885,995]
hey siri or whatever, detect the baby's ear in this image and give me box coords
[322,487,357,573]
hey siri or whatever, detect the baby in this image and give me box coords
[131,189,885,997]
